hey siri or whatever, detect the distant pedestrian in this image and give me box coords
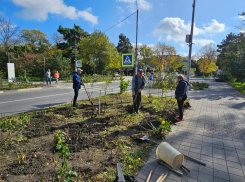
[72,68,85,107]
[175,74,188,121]
[45,69,51,85]
[54,71,59,84]
[148,72,154,88]
[132,69,146,114]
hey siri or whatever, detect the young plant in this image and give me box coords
[54,130,77,182]
[120,76,130,94]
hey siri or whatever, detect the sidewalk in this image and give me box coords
[136,79,245,182]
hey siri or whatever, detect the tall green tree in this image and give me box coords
[80,30,120,74]
[139,44,153,66]
[116,33,133,55]
[57,24,89,60]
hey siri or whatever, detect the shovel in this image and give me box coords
[83,85,94,106]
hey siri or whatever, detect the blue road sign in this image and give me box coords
[183,60,188,62]
[76,60,81,67]
[143,65,147,70]
[182,66,187,71]
[167,68,169,71]
[122,53,134,67]
[193,68,196,71]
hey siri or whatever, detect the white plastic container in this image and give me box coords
[156,142,184,169]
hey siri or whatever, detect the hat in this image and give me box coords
[77,68,83,72]
[138,69,143,72]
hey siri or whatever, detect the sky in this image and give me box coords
[1,0,245,57]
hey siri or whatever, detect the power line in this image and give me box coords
[103,11,137,33]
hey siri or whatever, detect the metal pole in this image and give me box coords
[44,57,45,75]
[135,9,139,75]
[187,0,196,82]
[203,61,204,78]
[75,33,77,72]
[99,90,101,115]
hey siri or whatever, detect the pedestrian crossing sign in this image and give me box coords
[122,53,134,67]
[76,60,81,67]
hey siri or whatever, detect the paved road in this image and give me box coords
[0,81,123,116]
[0,76,202,117]
[137,78,245,182]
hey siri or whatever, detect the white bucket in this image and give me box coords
[156,142,184,169]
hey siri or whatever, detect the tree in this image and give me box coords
[20,29,50,53]
[51,32,64,44]
[139,44,153,66]
[197,43,218,76]
[80,30,121,74]
[57,24,89,61]
[116,33,133,55]
[152,42,177,71]
[0,17,20,53]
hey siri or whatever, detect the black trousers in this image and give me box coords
[73,89,79,106]
[177,98,186,120]
[133,92,141,109]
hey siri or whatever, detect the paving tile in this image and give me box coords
[167,171,182,182]
[213,157,227,165]
[228,166,244,177]
[183,169,198,179]
[213,163,228,172]
[214,170,229,180]
[188,152,201,159]
[229,173,245,182]
[154,165,169,175]
[140,164,157,172]
[201,154,213,162]
[199,165,213,175]
[227,161,242,170]
[181,176,198,182]
[213,177,229,182]
[198,172,214,182]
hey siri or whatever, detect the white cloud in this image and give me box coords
[180,43,186,48]
[179,52,188,57]
[239,15,245,20]
[154,17,225,46]
[116,6,124,12]
[193,39,215,46]
[10,0,98,25]
[117,0,151,12]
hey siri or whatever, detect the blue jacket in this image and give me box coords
[175,80,188,99]
[73,72,82,90]
[149,74,153,80]
[132,75,146,93]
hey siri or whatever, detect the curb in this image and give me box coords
[0,87,43,94]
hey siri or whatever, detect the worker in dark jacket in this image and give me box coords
[73,68,84,107]
[132,69,146,114]
[175,74,187,121]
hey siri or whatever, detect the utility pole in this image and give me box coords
[75,33,77,72]
[135,9,139,75]
[44,57,45,75]
[186,0,196,82]
[8,52,10,63]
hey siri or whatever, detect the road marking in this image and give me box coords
[0,92,74,105]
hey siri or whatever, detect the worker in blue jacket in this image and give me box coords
[175,74,188,121]
[73,68,85,107]
[132,69,146,114]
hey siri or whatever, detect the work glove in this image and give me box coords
[178,97,182,100]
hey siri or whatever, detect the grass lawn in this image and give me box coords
[0,83,41,91]
[0,93,189,182]
[228,82,245,94]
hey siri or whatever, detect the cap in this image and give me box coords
[138,69,143,72]
[77,68,83,72]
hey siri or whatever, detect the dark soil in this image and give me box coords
[0,94,190,182]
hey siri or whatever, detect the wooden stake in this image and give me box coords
[146,170,153,182]
[160,173,168,182]
[156,174,164,182]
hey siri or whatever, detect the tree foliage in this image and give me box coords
[217,32,245,83]
[116,33,133,54]
[80,30,121,74]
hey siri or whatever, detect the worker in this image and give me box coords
[73,68,84,107]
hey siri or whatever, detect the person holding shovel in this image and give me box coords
[132,69,146,114]
[175,74,188,121]
[73,68,85,107]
